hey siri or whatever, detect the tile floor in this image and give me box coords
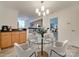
[0,44,79,57]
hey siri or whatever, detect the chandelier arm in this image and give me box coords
[35,1,49,16]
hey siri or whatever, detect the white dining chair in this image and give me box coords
[19,43,29,50]
[44,31,55,44]
[28,32,42,49]
[50,40,68,57]
[28,32,38,44]
[14,43,36,57]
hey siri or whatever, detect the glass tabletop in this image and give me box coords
[33,39,51,44]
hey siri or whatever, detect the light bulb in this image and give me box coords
[46,9,49,14]
[36,8,39,13]
[41,5,45,11]
[43,12,45,16]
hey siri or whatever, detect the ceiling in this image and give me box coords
[0,1,79,19]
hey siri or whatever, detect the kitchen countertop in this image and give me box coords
[0,29,27,32]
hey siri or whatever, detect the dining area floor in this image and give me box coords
[0,44,79,57]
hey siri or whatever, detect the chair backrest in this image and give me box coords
[55,42,63,47]
[62,40,68,53]
[55,40,68,47]
[14,43,36,57]
[29,33,38,40]
[20,43,29,50]
[63,40,68,47]
[14,43,27,57]
[44,32,55,41]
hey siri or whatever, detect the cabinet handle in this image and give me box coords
[72,30,76,32]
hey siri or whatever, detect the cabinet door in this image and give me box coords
[19,31,26,43]
[71,16,79,47]
[12,32,20,45]
[1,32,11,48]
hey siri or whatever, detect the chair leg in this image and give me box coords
[50,49,66,57]
[50,50,52,56]
[29,52,36,57]
[28,40,31,47]
[34,52,36,57]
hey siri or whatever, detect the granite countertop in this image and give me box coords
[0,29,26,32]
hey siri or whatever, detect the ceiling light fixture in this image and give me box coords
[35,1,49,16]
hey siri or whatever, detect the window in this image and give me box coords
[18,17,25,28]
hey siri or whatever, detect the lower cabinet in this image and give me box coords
[19,31,26,43]
[0,32,12,48]
[12,32,20,45]
[0,31,27,49]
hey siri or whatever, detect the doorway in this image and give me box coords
[50,17,58,41]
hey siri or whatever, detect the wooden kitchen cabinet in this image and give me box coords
[0,32,11,48]
[0,30,27,49]
[19,31,26,43]
[11,32,20,45]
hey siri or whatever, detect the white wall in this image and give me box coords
[0,6,18,29]
[43,16,50,29]
[43,5,79,47]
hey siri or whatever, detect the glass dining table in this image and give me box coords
[29,33,53,57]
[32,36,52,56]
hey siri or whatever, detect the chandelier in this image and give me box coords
[35,1,49,16]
